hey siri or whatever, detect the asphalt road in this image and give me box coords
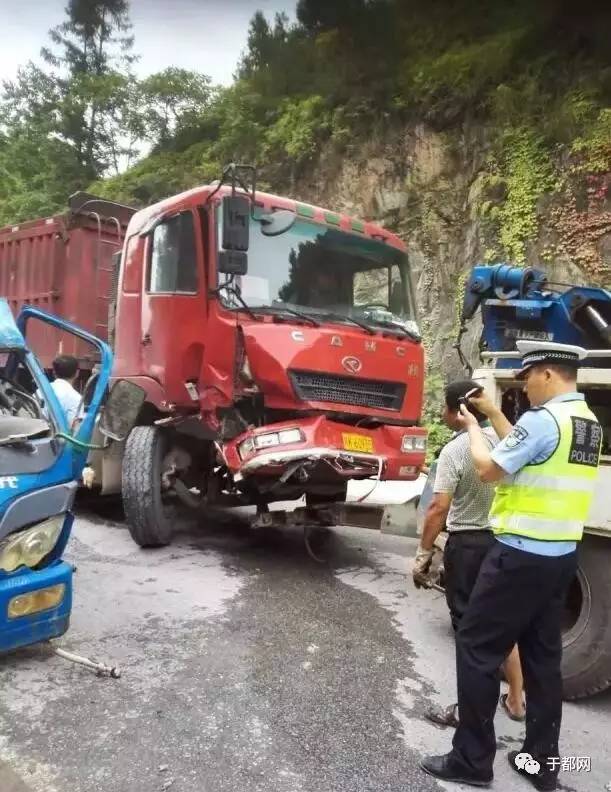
[1,509,610,792]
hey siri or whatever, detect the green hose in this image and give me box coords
[55,432,105,451]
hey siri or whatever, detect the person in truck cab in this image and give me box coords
[49,354,81,428]
[307,268,342,308]
[413,380,525,729]
[420,341,602,791]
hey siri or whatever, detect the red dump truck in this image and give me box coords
[0,192,133,369]
[0,168,426,548]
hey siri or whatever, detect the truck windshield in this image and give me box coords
[218,212,416,330]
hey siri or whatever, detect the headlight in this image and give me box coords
[8,584,66,619]
[255,432,280,449]
[277,429,303,445]
[238,437,255,458]
[0,516,65,573]
[401,434,427,453]
[238,428,304,459]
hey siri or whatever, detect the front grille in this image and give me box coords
[290,370,405,412]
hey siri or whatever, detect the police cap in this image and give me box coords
[516,340,587,379]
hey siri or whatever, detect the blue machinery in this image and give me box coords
[457,264,611,371]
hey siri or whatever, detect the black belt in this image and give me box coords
[448,529,493,537]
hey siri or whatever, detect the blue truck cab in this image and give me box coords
[0,300,141,653]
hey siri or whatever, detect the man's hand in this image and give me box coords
[412,544,434,589]
[466,390,498,419]
[455,402,479,428]
[465,389,515,441]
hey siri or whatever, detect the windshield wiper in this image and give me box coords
[366,318,421,342]
[316,312,376,335]
[212,281,262,321]
[255,304,321,327]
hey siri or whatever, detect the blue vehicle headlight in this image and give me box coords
[0,516,65,572]
[8,584,66,619]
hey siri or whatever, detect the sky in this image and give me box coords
[0,0,296,86]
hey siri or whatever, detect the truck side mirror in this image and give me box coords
[219,194,250,277]
[260,209,296,237]
[218,250,248,276]
[99,380,146,442]
[222,195,250,251]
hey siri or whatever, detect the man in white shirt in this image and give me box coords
[50,355,81,428]
[413,379,525,729]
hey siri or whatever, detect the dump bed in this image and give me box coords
[0,193,134,370]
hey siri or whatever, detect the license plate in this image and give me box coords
[342,433,374,454]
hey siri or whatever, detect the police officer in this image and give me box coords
[420,341,602,791]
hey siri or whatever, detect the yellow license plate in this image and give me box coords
[342,433,374,454]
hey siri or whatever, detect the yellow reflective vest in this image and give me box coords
[490,399,601,541]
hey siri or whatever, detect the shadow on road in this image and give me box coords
[75,490,375,574]
[177,514,373,575]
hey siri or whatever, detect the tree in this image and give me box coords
[0,0,142,224]
[264,95,329,186]
[238,12,291,77]
[296,0,368,33]
[0,63,60,132]
[0,128,85,226]
[40,0,137,177]
[0,62,87,223]
[236,12,307,99]
[140,68,214,148]
[84,70,145,174]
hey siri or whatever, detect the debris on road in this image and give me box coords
[53,645,121,678]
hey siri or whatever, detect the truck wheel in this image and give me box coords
[122,425,173,548]
[562,535,611,699]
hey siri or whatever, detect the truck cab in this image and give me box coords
[104,179,427,547]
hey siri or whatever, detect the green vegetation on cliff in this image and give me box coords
[1,1,609,451]
[2,1,609,232]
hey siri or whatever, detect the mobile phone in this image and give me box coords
[458,386,483,409]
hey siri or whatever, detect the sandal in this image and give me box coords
[500,693,526,722]
[425,702,459,728]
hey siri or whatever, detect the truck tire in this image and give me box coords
[562,534,611,699]
[122,425,173,548]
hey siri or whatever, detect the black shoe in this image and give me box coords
[508,751,557,791]
[420,753,492,787]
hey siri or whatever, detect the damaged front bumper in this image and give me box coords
[223,415,426,482]
[0,560,72,654]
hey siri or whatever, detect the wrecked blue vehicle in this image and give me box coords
[0,301,142,653]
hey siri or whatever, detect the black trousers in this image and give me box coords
[443,531,495,631]
[450,541,577,779]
